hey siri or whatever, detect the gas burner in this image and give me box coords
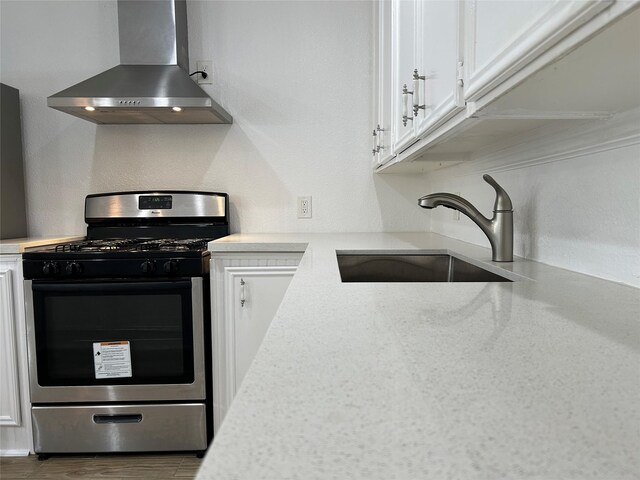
[55,239,138,253]
[136,239,209,252]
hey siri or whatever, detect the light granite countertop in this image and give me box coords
[201,232,639,480]
[0,235,85,254]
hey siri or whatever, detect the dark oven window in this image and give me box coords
[31,281,194,386]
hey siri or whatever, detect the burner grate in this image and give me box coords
[52,238,209,253]
[54,239,138,253]
[136,239,209,252]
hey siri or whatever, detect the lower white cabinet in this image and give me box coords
[210,252,303,433]
[0,255,32,455]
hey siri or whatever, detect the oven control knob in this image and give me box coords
[42,262,61,275]
[163,260,179,274]
[65,262,83,275]
[141,260,156,274]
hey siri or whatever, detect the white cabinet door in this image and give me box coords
[229,266,297,389]
[0,269,20,428]
[376,0,463,169]
[391,0,418,153]
[210,252,303,433]
[464,0,611,101]
[414,0,464,137]
[0,256,32,455]
[373,0,395,166]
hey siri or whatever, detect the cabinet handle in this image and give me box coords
[93,414,142,424]
[240,278,246,307]
[402,84,414,126]
[412,69,427,116]
[372,125,385,155]
[455,61,465,108]
[372,129,378,155]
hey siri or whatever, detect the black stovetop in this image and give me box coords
[34,238,211,254]
[22,237,215,280]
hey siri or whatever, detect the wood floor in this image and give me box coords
[0,453,202,479]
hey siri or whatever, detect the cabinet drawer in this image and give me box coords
[32,403,206,453]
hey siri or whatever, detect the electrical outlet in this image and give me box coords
[195,61,212,84]
[297,196,312,219]
[452,192,461,220]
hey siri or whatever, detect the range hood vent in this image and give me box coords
[47,0,232,125]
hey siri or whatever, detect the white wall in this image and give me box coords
[426,108,640,288]
[0,0,432,236]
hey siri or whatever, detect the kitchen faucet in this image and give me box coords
[418,174,513,262]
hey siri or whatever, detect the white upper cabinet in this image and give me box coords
[389,0,464,154]
[471,1,556,75]
[391,0,419,153]
[372,0,395,166]
[374,0,640,173]
[464,0,611,102]
[414,0,464,137]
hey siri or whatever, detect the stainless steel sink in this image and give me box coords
[336,253,512,283]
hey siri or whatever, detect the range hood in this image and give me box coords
[47,0,232,125]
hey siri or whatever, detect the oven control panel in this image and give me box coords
[85,191,227,221]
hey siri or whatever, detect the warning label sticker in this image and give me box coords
[93,341,132,379]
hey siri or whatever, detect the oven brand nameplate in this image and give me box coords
[93,341,133,379]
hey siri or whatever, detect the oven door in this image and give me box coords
[25,278,205,403]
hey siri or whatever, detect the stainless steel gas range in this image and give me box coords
[22,191,229,457]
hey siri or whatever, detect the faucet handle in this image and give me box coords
[483,174,513,212]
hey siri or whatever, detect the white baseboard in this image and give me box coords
[0,448,31,456]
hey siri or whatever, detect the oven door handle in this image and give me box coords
[93,413,143,424]
[32,281,192,293]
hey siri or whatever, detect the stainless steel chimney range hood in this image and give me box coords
[47,0,232,125]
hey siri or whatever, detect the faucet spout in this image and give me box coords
[418,193,491,228]
[418,175,514,262]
